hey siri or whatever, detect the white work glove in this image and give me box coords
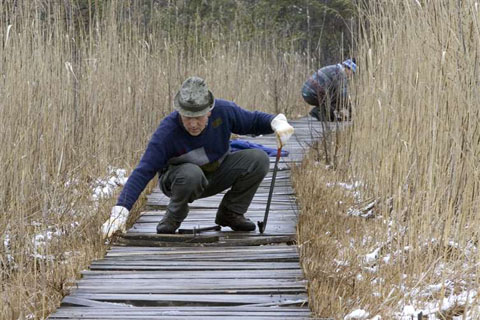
[101,206,129,238]
[271,113,294,148]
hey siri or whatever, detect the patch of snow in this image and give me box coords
[334,259,350,267]
[338,181,363,190]
[345,309,370,320]
[382,254,391,264]
[348,201,376,218]
[364,247,382,265]
[9,167,129,263]
[3,233,13,264]
[347,207,374,218]
[4,233,10,250]
[91,167,127,201]
[34,228,63,244]
[394,288,477,319]
[400,305,417,317]
[32,253,55,261]
[363,265,378,273]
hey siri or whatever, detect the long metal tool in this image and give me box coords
[257,147,282,234]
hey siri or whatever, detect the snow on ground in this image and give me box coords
[3,166,128,264]
[331,179,480,319]
[345,309,370,319]
[92,167,128,201]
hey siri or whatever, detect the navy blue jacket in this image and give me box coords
[116,99,275,210]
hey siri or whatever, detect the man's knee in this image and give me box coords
[176,163,206,188]
[248,149,270,176]
[163,163,207,196]
[178,163,204,179]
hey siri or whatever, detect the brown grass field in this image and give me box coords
[1,0,479,319]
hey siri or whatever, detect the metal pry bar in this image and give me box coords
[257,147,282,234]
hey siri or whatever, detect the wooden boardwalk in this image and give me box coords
[49,117,332,320]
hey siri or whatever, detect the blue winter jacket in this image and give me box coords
[116,99,275,210]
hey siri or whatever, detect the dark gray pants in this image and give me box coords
[159,149,270,223]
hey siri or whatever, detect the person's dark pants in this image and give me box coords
[159,149,270,224]
[309,105,336,122]
[302,87,336,121]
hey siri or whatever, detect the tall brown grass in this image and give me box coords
[296,0,480,318]
[0,1,310,318]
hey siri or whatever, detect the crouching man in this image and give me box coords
[102,76,294,236]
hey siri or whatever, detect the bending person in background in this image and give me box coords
[102,76,294,236]
[302,58,356,121]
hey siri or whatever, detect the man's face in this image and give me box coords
[180,112,211,136]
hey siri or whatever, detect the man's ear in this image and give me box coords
[207,111,212,117]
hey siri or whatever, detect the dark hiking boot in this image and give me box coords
[215,209,256,232]
[156,217,181,234]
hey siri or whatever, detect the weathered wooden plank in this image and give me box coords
[141,210,295,218]
[113,235,296,248]
[50,316,313,320]
[137,218,298,224]
[102,250,300,261]
[101,251,299,260]
[50,316,312,319]
[149,186,295,194]
[127,226,296,235]
[101,252,299,261]
[131,219,298,225]
[65,293,308,306]
[50,305,316,320]
[105,244,298,253]
[51,306,312,313]
[60,296,126,308]
[50,307,313,317]
[74,278,305,286]
[90,261,299,269]
[71,288,306,295]
[118,233,219,243]
[139,208,296,215]
[135,212,298,219]
[145,203,295,211]
[146,200,296,209]
[50,314,315,319]
[105,251,299,260]
[96,257,299,264]
[80,269,304,280]
[146,195,296,202]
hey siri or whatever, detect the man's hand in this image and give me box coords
[101,206,129,238]
[271,114,294,148]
